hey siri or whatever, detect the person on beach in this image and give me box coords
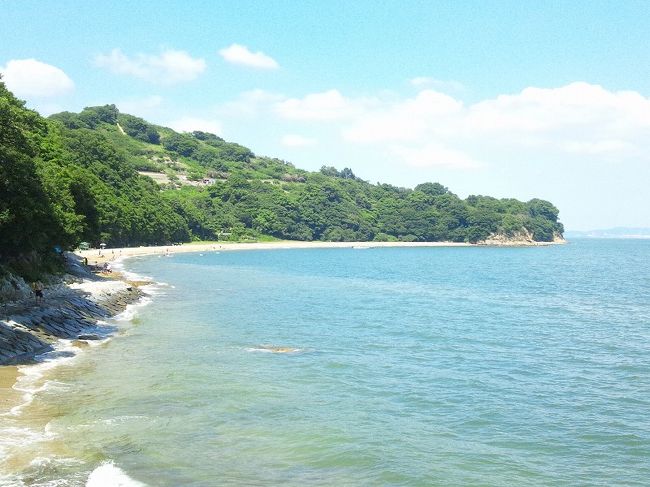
[32,281,44,304]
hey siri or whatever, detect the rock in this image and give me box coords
[0,275,147,365]
[77,334,102,341]
[0,272,32,302]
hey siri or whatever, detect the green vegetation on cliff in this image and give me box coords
[0,79,563,270]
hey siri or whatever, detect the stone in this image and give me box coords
[77,334,102,341]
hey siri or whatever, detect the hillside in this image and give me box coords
[0,80,563,275]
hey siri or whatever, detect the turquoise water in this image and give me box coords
[4,240,650,485]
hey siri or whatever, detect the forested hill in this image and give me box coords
[1,79,563,267]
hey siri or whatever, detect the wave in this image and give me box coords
[8,340,80,417]
[86,461,146,487]
[110,259,153,283]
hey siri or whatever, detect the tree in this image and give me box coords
[162,133,200,157]
[119,114,160,144]
[415,182,449,197]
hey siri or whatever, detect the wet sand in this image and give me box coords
[0,365,21,413]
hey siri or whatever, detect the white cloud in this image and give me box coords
[117,95,163,116]
[563,139,633,155]
[94,49,206,84]
[218,89,285,117]
[275,89,365,120]
[409,77,464,93]
[281,134,317,147]
[466,82,650,135]
[1,59,74,97]
[410,76,433,87]
[338,82,650,167]
[390,144,481,169]
[214,81,650,173]
[167,117,222,135]
[344,89,463,143]
[219,44,279,69]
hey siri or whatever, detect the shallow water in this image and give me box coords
[2,240,650,486]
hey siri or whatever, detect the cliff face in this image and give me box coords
[0,273,32,303]
[481,229,566,246]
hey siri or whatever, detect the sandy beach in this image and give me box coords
[77,239,563,266]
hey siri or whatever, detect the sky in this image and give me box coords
[2,0,650,230]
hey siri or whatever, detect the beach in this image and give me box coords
[78,238,563,267]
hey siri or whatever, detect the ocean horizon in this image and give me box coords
[1,239,649,486]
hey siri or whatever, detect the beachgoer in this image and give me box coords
[32,281,44,304]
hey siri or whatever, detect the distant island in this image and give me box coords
[0,79,563,280]
[565,228,650,239]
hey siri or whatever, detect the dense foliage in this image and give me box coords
[0,79,563,268]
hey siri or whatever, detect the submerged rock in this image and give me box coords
[251,345,302,354]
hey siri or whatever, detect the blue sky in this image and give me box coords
[2,0,650,230]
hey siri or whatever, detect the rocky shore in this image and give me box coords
[0,267,145,366]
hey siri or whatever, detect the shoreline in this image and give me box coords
[0,263,157,480]
[1,238,566,390]
[0,266,150,379]
[79,238,566,266]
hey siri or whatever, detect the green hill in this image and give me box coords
[0,79,563,275]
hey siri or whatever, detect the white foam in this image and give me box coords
[0,424,50,462]
[110,259,153,283]
[86,462,146,487]
[83,337,112,348]
[98,415,147,426]
[8,340,81,416]
[0,341,84,474]
[112,295,153,322]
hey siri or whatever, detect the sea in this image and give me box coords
[1,239,649,486]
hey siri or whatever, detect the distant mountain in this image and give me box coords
[565,228,650,239]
